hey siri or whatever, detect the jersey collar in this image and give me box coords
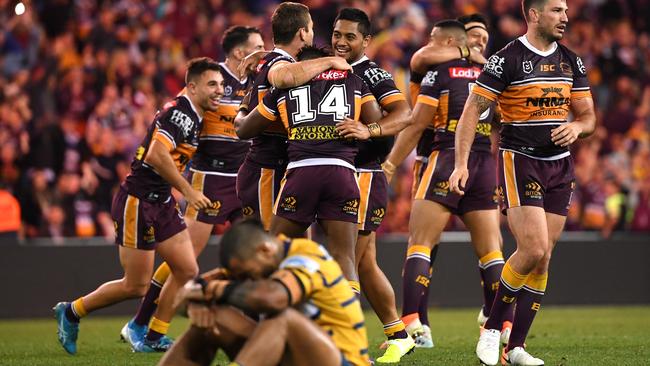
[219,62,247,84]
[350,55,369,67]
[181,95,202,122]
[518,35,558,57]
[272,47,296,62]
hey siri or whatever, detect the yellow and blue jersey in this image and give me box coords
[271,237,370,366]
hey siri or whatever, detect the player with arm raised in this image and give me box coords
[54,58,223,355]
[235,2,351,231]
[120,26,265,351]
[449,1,596,364]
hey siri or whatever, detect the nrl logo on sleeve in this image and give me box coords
[484,55,505,77]
[522,60,534,74]
[576,57,586,74]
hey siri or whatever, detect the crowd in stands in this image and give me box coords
[1,0,649,241]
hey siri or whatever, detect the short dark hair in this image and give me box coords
[219,220,268,269]
[457,13,489,29]
[185,57,220,84]
[433,19,467,41]
[222,26,262,55]
[297,46,333,61]
[334,8,371,37]
[522,0,550,20]
[271,2,311,45]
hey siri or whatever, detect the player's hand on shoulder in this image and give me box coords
[551,122,582,147]
[449,167,469,196]
[469,51,487,65]
[238,50,270,77]
[328,56,353,71]
[336,117,370,140]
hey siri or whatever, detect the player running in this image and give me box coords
[449,0,596,364]
[120,26,264,351]
[53,58,223,355]
[158,220,371,366]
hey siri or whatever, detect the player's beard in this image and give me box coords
[538,25,563,43]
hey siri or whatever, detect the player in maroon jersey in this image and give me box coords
[449,0,596,364]
[54,58,223,355]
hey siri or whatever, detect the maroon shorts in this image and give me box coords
[111,186,186,250]
[498,150,575,216]
[356,171,388,232]
[185,170,242,225]
[411,157,428,199]
[236,161,286,230]
[274,165,360,226]
[415,149,498,215]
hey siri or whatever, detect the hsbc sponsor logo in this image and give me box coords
[449,67,481,79]
[314,69,348,80]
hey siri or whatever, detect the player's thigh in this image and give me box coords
[408,199,451,247]
[462,209,502,258]
[320,220,358,253]
[158,325,220,366]
[506,205,549,253]
[282,309,342,366]
[185,217,213,257]
[271,215,310,237]
[118,245,155,288]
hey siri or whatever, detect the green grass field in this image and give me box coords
[1,306,648,365]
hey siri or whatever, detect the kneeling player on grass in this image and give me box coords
[158,220,371,366]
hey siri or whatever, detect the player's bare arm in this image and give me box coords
[143,140,210,210]
[384,102,438,181]
[334,98,382,140]
[237,50,271,77]
[235,109,274,139]
[449,93,494,195]
[268,57,352,89]
[410,45,487,75]
[551,97,596,147]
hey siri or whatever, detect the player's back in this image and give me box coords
[243,49,294,168]
[125,95,201,201]
[192,63,251,173]
[418,59,493,152]
[473,37,591,159]
[279,237,370,366]
[261,69,373,168]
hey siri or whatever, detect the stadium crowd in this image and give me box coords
[1,0,649,241]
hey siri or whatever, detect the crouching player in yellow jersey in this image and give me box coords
[158,220,371,366]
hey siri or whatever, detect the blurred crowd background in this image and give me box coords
[1,0,649,242]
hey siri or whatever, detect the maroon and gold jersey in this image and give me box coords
[191,63,251,174]
[417,59,494,152]
[242,48,294,169]
[473,36,592,159]
[124,96,202,200]
[410,69,435,159]
[352,56,406,170]
[258,69,375,169]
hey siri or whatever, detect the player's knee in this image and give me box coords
[123,280,149,297]
[171,261,199,283]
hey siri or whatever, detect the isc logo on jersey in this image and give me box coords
[449,67,481,79]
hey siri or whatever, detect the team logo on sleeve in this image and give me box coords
[522,60,534,74]
[484,55,505,77]
[422,71,438,86]
[363,67,393,87]
[576,57,587,74]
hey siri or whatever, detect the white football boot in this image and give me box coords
[504,347,544,365]
[476,328,501,365]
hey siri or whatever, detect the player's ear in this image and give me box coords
[362,35,371,49]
